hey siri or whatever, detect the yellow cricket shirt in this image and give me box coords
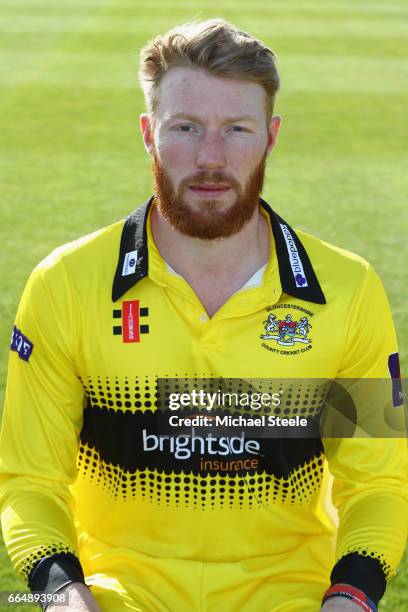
[0,198,407,611]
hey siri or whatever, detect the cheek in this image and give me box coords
[227,141,266,174]
[157,141,193,177]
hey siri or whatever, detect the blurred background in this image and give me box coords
[0,0,407,609]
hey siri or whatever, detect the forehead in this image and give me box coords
[155,66,267,122]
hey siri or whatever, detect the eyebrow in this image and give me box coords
[165,113,257,125]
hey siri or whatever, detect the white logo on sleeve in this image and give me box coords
[122,250,138,276]
[279,224,308,288]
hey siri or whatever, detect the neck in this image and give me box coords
[150,202,270,284]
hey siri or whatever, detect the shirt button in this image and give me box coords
[199,314,208,322]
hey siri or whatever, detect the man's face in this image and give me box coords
[141,67,280,239]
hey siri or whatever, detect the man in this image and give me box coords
[0,19,407,612]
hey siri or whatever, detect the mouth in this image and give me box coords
[188,184,231,198]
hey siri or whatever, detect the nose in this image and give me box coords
[195,131,226,170]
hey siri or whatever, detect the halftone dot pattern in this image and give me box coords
[77,441,324,508]
[19,544,75,581]
[338,548,392,581]
[77,375,328,507]
[80,375,159,414]
[79,377,329,423]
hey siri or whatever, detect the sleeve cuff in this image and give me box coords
[28,552,86,609]
[330,552,387,605]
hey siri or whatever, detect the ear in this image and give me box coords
[140,113,154,155]
[266,115,281,154]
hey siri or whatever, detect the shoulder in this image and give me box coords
[27,219,125,298]
[37,219,124,272]
[295,227,376,301]
[34,219,123,276]
[297,227,369,274]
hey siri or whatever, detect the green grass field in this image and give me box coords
[0,0,407,609]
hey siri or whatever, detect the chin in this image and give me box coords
[184,196,236,212]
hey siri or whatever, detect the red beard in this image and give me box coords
[152,150,267,240]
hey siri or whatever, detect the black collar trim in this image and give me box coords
[112,197,326,305]
[259,199,326,304]
[112,197,153,302]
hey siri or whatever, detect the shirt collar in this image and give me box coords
[112,196,326,305]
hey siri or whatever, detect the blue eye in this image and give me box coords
[229,125,248,133]
[176,125,194,132]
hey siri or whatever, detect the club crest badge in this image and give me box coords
[260,304,314,355]
[261,313,311,345]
